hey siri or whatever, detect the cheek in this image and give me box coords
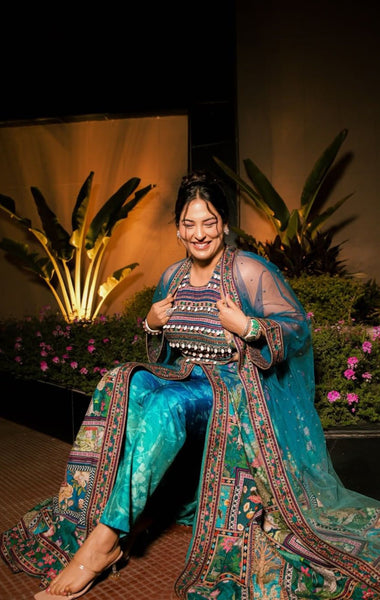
[179,227,189,241]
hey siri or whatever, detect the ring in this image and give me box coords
[166,307,175,317]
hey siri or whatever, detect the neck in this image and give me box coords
[189,246,225,285]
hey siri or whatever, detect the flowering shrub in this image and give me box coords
[312,319,380,428]
[0,284,379,429]
[0,286,155,395]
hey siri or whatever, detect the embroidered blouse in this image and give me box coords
[163,267,234,364]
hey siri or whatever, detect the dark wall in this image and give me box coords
[1,3,237,179]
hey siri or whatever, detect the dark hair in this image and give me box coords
[174,170,229,226]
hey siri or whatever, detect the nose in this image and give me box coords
[194,224,206,239]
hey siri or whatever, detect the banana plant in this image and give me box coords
[0,172,155,323]
[213,129,353,247]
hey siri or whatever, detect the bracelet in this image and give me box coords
[242,317,261,341]
[241,318,251,338]
[142,318,162,335]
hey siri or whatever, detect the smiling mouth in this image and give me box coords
[192,242,210,249]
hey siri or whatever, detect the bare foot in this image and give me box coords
[47,524,121,597]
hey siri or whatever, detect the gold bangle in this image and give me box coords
[241,318,251,338]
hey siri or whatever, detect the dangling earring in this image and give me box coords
[176,230,181,239]
[224,225,229,235]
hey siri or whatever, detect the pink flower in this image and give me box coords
[52,356,60,364]
[40,361,48,372]
[306,312,314,319]
[362,341,372,354]
[221,537,235,552]
[80,367,88,375]
[346,393,359,405]
[347,356,359,367]
[15,356,22,364]
[362,372,372,381]
[327,390,341,402]
[344,368,356,380]
[102,338,110,344]
[87,345,96,353]
[70,361,78,369]
[66,346,72,351]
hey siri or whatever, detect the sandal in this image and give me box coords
[34,549,124,599]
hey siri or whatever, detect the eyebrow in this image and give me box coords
[181,216,218,223]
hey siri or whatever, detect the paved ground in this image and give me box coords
[0,417,379,600]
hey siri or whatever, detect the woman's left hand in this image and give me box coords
[216,293,249,337]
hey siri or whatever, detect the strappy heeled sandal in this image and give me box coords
[34,549,124,599]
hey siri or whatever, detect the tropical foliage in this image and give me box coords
[0,173,155,323]
[214,129,353,277]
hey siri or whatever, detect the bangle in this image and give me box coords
[241,318,251,338]
[242,318,261,341]
[143,318,162,335]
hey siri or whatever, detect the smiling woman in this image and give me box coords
[2,171,380,600]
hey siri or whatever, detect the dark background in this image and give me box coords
[0,3,237,173]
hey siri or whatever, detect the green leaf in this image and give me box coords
[306,193,353,236]
[243,158,290,230]
[282,209,301,244]
[300,129,348,221]
[70,172,94,248]
[98,263,139,299]
[0,194,32,228]
[0,238,54,280]
[85,177,141,251]
[30,187,74,261]
[213,156,276,221]
[116,184,156,221]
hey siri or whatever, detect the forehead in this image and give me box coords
[180,198,220,220]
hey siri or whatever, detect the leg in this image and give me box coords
[38,367,212,597]
[100,367,213,531]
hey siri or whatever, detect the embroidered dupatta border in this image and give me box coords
[174,245,380,597]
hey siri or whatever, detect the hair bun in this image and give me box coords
[181,170,220,188]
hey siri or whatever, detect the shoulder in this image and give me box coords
[232,248,274,271]
[231,248,286,283]
[157,258,189,290]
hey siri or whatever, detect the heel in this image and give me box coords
[110,561,120,579]
[109,549,124,579]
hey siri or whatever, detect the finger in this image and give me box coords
[224,294,236,309]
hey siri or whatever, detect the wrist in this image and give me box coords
[241,317,251,338]
[241,317,262,341]
[143,318,162,335]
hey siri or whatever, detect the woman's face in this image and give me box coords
[178,197,225,263]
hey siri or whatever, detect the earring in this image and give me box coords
[224,226,229,235]
[176,230,181,239]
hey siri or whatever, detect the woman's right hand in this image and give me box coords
[145,294,175,330]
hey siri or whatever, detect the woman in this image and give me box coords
[1,171,380,599]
